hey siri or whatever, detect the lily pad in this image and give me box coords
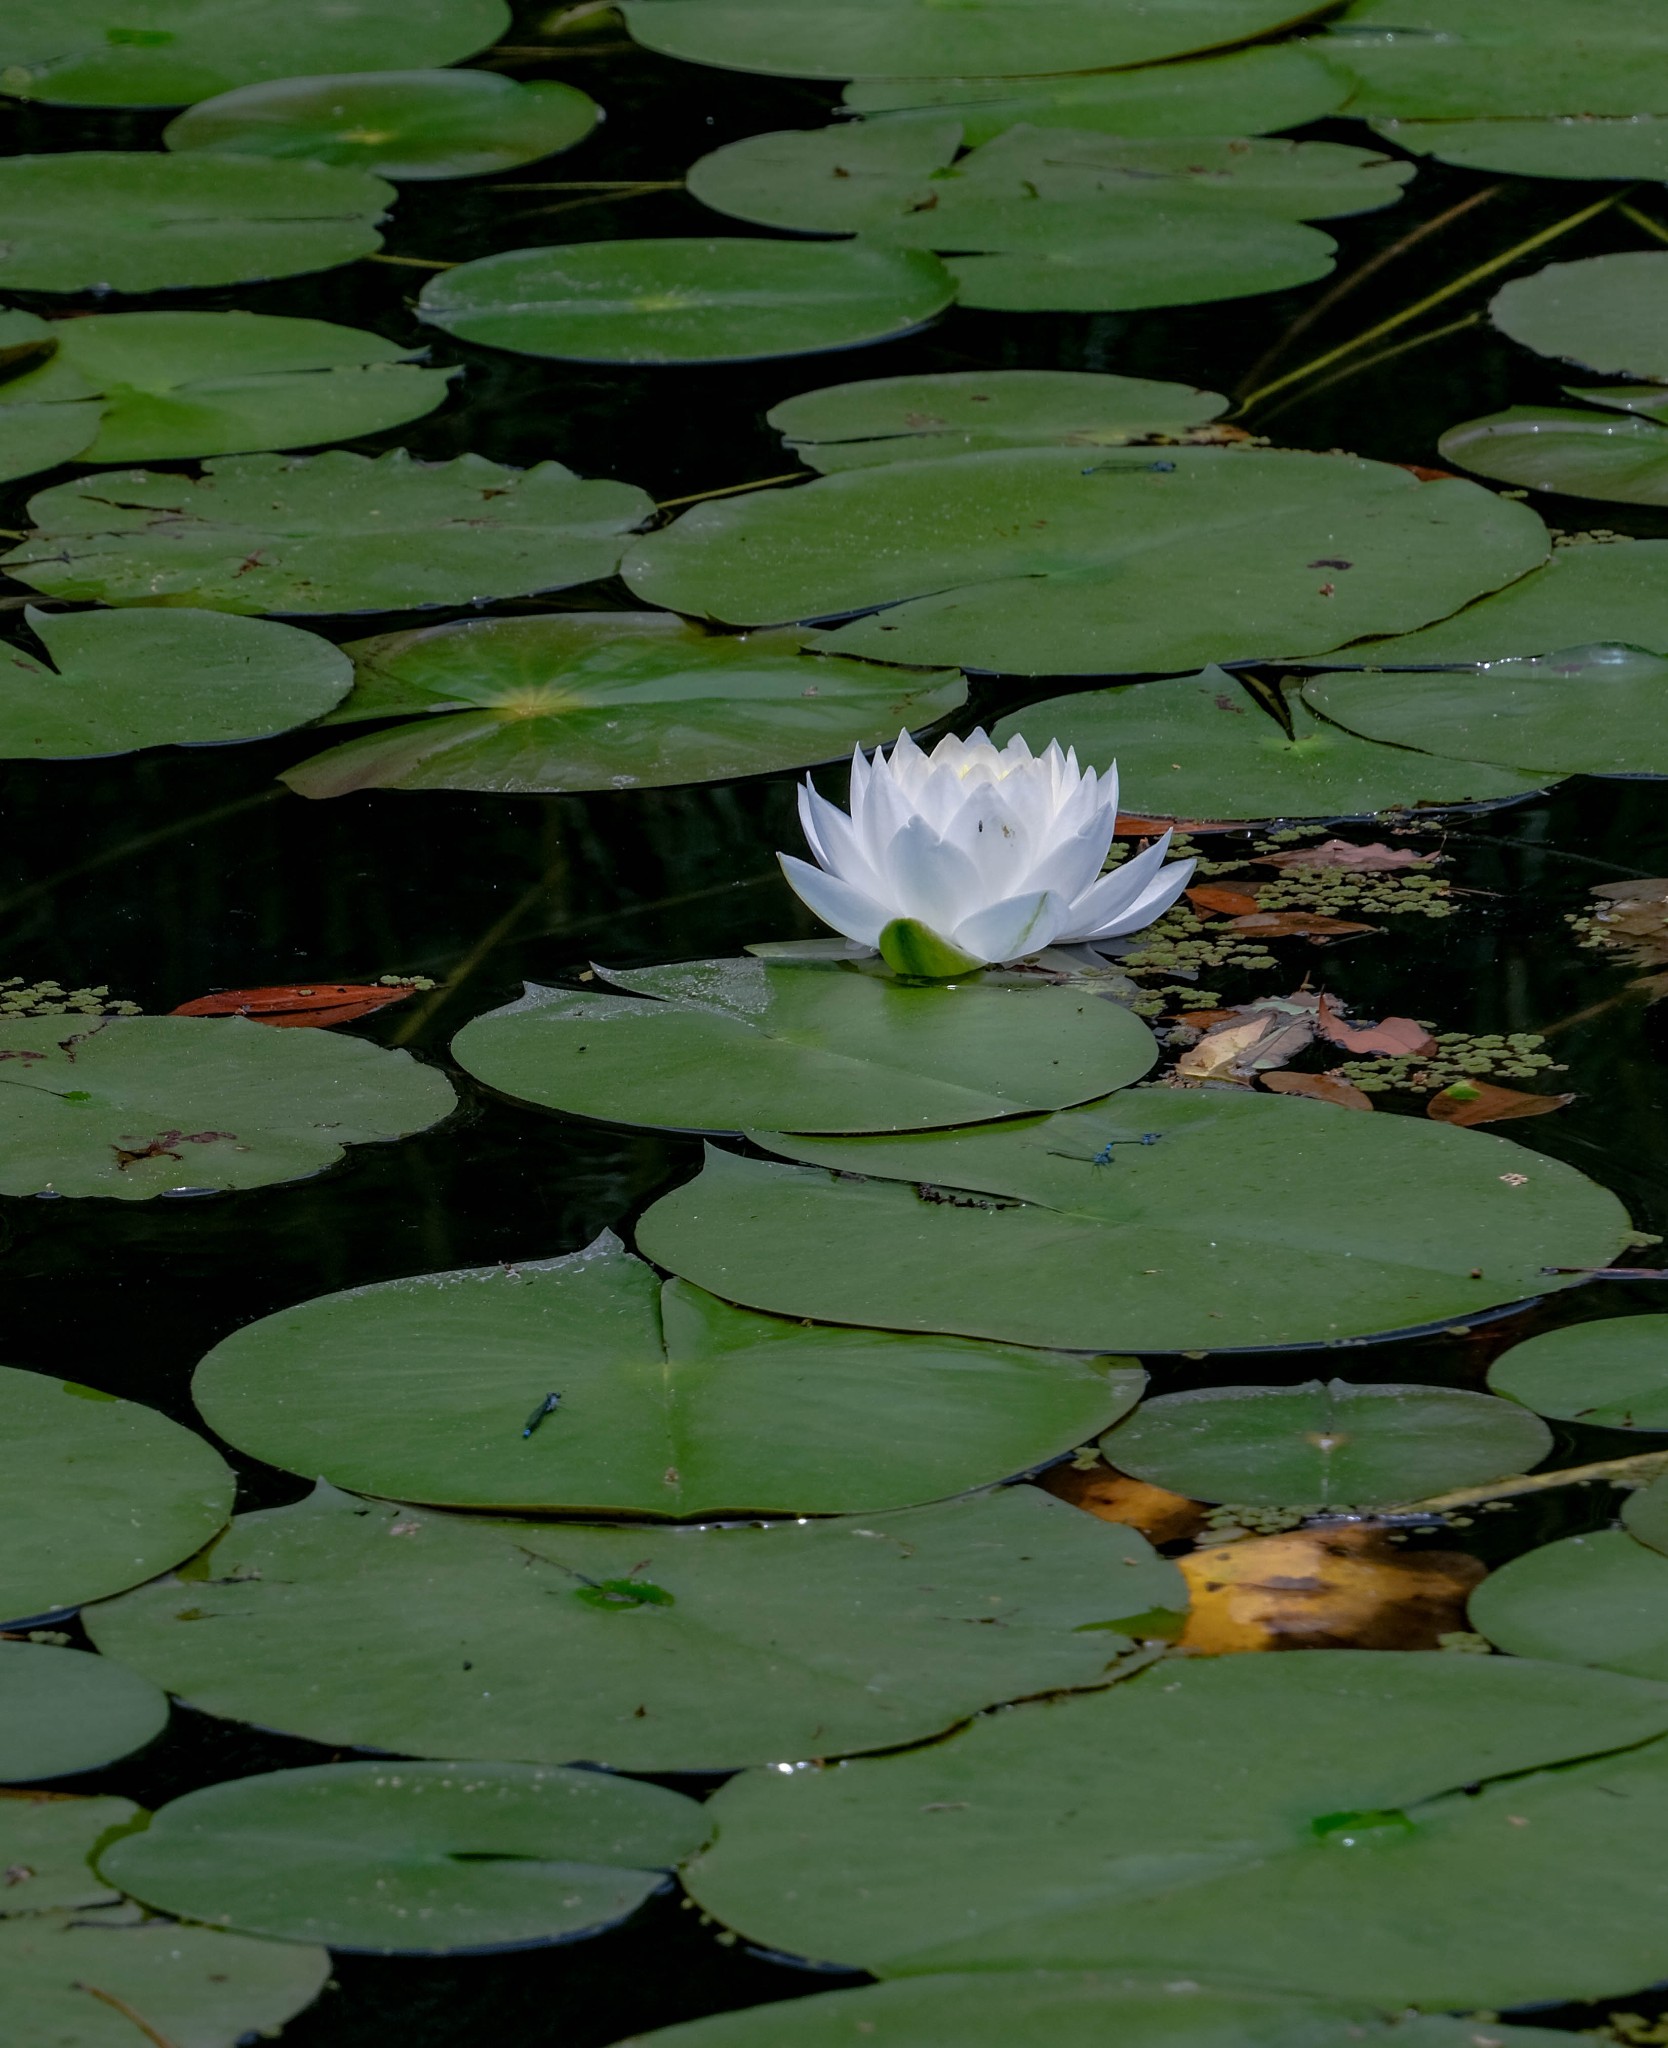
[1100,1379,1551,1507]
[101,1761,709,1954]
[0,1642,168,1782]
[0,152,393,293]
[991,671,1548,824]
[633,1093,1633,1353]
[417,238,956,366]
[0,0,508,106]
[449,959,1157,1135]
[165,68,598,179]
[0,308,454,475]
[1470,1528,1668,1680]
[85,1483,1184,1771]
[1373,116,1668,182]
[278,612,964,797]
[1623,1472,1668,1555]
[1490,253,1668,381]
[946,222,1337,313]
[770,369,1226,473]
[0,605,352,759]
[0,1366,233,1623]
[622,1979,1578,2048]
[1323,541,1668,666]
[683,1648,1668,2002]
[2,1795,135,1916]
[1,451,652,616]
[844,44,1350,147]
[192,1231,1140,1515]
[1314,0,1668,121]
[0,1013,456,1200]
[1439,406,1668,507]
[1488,1316,1668,1429]
[623,448,1549,677]
[622,0,1342,82]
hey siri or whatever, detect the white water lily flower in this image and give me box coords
[780,728,1196,975]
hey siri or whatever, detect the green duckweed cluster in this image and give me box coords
[1121,904,1280,981]
[1334,1031,1563,1094]
[1255,866,1454,919]
[0,976,140,1018]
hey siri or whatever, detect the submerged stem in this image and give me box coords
[1407,1449,1668,1514]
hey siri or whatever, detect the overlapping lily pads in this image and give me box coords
[622,0,1340,82]
[0,1641,168,1782]
[450,959,1157,1135]
[0,153,393,293]
[164,69,597,178]
[417,238,956,366]
[770,369,1226,473]
[1376,116,1668,180]
[101,1761,709,1954]
[844,44,1349,147]
[0,309,454,479]
[1,451,652,615]
[1101,1379,1551,1506]
[622,448,1549,677]
[1470,1529,1668,1679]
[279,613,964,797]
[0,0,509,106]
[193,1231,1140,1515]
[1,1795,133,1916]
[0,1013,456,1200]
[1488,1316,1668,1428]
[84,1483,1184,1771]
[0,606,351,758]
[0,1366,233,1622]
[1624,1472,1668,1555]
[1439,406,1668,507]
[634,1093,1633,1354]
[683,1649,1668,2002]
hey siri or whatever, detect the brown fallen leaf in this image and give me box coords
[170,983,419,1028]
[1037,1465,1206,1546]
[1176,1008,1242,1029]
[1260,1070,1375,1111]
[1256,838,1442,873]
[1226,910,1376,940]
[1178,1523,1484,1654]
[1114,812,1246,836]
[1398,463,1461,483]
[1186,883,1263,917]
[1177,1009,1315,1082]
[1314,992,1436,1055]
[1427,1081,1574,1126]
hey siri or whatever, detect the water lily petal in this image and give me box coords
[1063,832,1195,941]
[1023,812,1118,907]
[942,787,1038,899]
[1085,855,1196,938]
[800,779,885,896]
[883,814,989,934]
[953,888,1073,964]
[777,853,891,948]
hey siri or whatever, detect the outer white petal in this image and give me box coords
[778,853,891,948]
[801,781,886,895]
[1061,829,1176,927]
[1085,856,1197,939]
[1022,813,1118,907]
[881,815,989,934]
[952,888,1073,964]
[854,750,918,874]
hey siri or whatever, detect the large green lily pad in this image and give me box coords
[770,369,1226,473]
[1101,1378,1550,1507]
[1304,652,1668,778]
[624,448,1548,677]
[193,1231,1140,1515]
[0,309,453,477]
[622,0,1337,82]
[450,959,1157,1135]
[1375,116,1668,181]
[0,605,351,759]
[165,69,597,179]
[0,1013,455,1200]
[279,612,964,797]
[1327,541,1668,667]
[84,1483,1184,1771]
[418,238,956,366]
[1471,1529,1668,1679]
[1491,253,1668,380]
[0,153,393,293]
[102,1761,709,1954]
[992,671,1548,824]
[0,0,508,106]
[1439,406,1668,507]
[0,1642,168,1782]
[0,1366,233,1622]
[684,1649,1668,2003]
[635,1094,1633,1353]
[946,222,1337,314]
[623,1978,1578,2048]
[2,451,652,616]
[1314,0,1668,120]
[1488,1316,1668,1429]
[2,1795,133,1916]
[844,44,1349,147]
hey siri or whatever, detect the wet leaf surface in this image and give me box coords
[0,1642,168,1784]
[1489,1315,1668,1429]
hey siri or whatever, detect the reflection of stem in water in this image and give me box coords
[657,473,806,512]
[365,253,456,269]
[1236,187,1629,416]
[503,184,675,223]
[1619,203,1668,246]
[1249,312,1483,430]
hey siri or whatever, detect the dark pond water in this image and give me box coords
[8,8,1668,2042]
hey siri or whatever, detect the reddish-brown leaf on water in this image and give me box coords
[1427,1081,1574,1127]
[1227,911,1376,940]
[1398,463,1461,483]
[1114,812,1245,836]
[1314,992,1436,1055]
[1256,838,1442,874]
[1260,1070,1375,1111]
[170,984,418,1029]
[1036,1466,1206,1546]
[1186,883,1263,917]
